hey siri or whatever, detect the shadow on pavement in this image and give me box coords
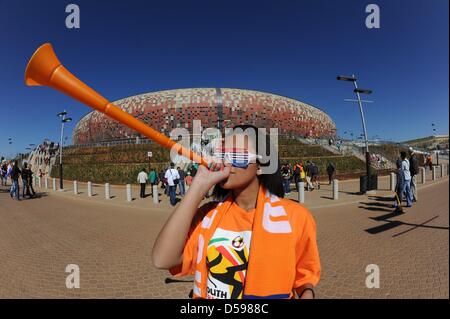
[359,201,395,213]
[165,277,194,284]
[368,195,395,202]
[358,206,392,213]
[362,196,449,236]
[339,191,361,196]
[392,216,448,237]
[371,211,405,221]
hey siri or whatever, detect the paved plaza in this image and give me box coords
[0,171,448,299]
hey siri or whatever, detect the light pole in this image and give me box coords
[432,123,439,165]
[57,111,72,190]
[337,75,373,192]
[7,138,12,159]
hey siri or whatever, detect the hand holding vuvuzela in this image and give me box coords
[25,43,208,167]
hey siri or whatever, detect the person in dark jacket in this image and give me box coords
[21,163,32,198]
[326,163,335,185]
[177,167,186,196]
[159,169,168,195]
[27,164,36,198]
[9,161,21,200]
[409,150,419,202]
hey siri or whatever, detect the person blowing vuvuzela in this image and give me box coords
[152,125,321,299]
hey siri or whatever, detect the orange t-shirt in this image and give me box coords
[206,202,254,299]
[170,199,320,299]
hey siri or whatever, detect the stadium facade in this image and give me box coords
[72,88,336,145]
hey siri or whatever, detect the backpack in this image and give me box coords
[312,165,319,175]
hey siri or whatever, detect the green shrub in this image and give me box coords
[54,142,369,183]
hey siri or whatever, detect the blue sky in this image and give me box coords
[0,0,448,157]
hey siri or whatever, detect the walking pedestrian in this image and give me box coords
[9,161,21,200]
[1,160,7,186]
[305,161,314,191]
[137,168,148,198]
[165,163,180,206]
[281,164,291,194]
[21,163,31,198]
[148,168,158,196]
[27,164,36,197]
[293,163,301,192]
[159,169,168,195]
[177,166,186,196]
[311,162,320,190]
[326,162,335,185]
[409,149,419,202]
[399,151,413,207]
[425,154,433,171]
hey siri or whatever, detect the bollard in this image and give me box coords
[298,182,305,204]
[52,178,56,191]
[45,177,48,189]
[432,166,436,181]
[420,167,426,184]
[33,176,36,187]
[73,181,78,195]
[126,184,132,202]
[440,164,444,178]
[152,184,159,204]
[332,179,339,200]
[105,183,110,200]
[38,176,42,188]
[390,172,396,191]
[87,181,92,197]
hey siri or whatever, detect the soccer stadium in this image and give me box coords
[72,88,337,144]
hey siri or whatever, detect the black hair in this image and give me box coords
[170,162,175,167]
[400,151,407,160]
[212,124,284,200]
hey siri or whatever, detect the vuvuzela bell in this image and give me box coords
[25,43,208,167]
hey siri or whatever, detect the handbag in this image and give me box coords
[169,169,179,185]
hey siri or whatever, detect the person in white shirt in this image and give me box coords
[165,163,180,206]
[399,151,413,207]
[137,168,148,198]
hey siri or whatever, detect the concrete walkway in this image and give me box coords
[0,170,448,299]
